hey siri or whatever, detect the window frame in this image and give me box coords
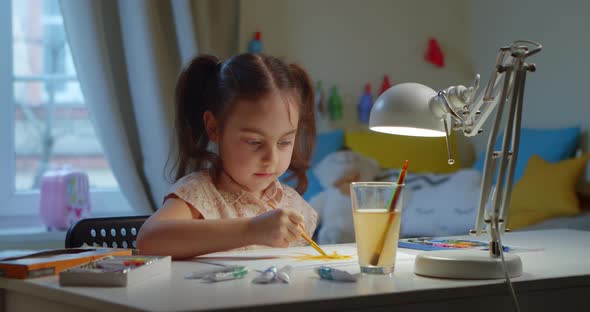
[0,0,132,224]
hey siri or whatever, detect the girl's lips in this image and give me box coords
[254,173,274,177]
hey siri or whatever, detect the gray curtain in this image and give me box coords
[59,0,239,213]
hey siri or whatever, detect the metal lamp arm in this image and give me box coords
[438,40,541,139]
[433,52,512,140]
[431,41,541,255]
[427,59,508,164]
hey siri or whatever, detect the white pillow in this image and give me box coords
[310,150,382,244]
[313,168,483,244]
[378,168,482,237]
[312,150,381,189]
[310,189,356,244]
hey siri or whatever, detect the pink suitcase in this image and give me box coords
[40,167,91,230]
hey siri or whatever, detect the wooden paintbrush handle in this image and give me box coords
[301,232,327,256]
[267,201,327,256]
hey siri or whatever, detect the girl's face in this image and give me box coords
[205,92,299,197]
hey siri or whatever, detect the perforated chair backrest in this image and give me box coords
[65,216,150,249]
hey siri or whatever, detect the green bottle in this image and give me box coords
[328,86,343,121]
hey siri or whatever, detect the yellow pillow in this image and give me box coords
[508,154,589,230]
[344,130,460,173]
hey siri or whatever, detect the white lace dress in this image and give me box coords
[165,170,318,250]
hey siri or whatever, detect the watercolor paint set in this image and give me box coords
[398,238,505,251]
[59,255,171,287]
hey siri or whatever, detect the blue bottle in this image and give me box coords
[248,31,263,54]
[357,83,373,123]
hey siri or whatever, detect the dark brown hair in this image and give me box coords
[169,53,316,194]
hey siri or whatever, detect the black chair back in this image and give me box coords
[65,216,150,249]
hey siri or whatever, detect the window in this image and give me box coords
[0,0,131,226]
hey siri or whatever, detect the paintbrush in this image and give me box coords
[369,160,408,266]
[267,202,328,256]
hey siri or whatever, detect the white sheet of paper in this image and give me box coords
[192,244,415,271]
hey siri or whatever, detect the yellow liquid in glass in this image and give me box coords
[353,209,401,267]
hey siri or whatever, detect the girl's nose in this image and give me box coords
[261,144,278,166]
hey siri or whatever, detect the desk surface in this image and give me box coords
[1,229,589,312]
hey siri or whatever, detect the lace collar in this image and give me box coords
[215,171,283,206]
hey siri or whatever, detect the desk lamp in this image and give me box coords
[370,40,542,279]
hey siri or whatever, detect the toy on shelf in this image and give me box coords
[248,31,263,54]
[328,86,343,121]
[314,80,326,119]
[314,80,332,132]
[425,37,445,68]
[379,75,391,96]
[357,83,373,123]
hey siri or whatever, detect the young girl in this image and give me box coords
[136,53,318,259]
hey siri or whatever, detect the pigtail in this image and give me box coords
[167,54,221,182]
[287,63,317,194]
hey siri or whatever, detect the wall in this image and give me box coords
[470,0,590,154]
[239,0,474,132]
[239,0,590,165]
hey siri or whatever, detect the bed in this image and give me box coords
[301,127,590,244]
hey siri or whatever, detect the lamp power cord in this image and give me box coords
[497,233,521,312]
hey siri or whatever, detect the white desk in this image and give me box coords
[1,229,589,312]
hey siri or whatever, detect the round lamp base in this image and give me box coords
[414,249,522,279]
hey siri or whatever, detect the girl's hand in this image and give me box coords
[248,209,305,247]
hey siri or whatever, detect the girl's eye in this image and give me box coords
[278,141,292,146]
[245,140,262,146]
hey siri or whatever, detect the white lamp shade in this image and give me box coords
[369,83,445,137]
